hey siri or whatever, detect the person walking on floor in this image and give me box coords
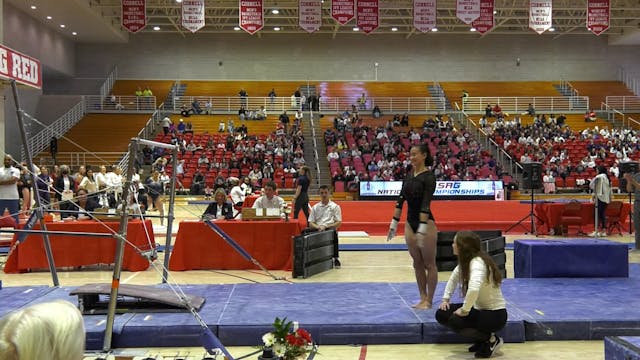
[292,166,311,225]
[590,165,612,237]
[435,231,507,359]
[387,143,438,309]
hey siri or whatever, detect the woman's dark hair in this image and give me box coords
[301,166,312,183]
[414,144,434,167]
[454,231,502,296]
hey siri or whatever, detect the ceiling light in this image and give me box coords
[176,0,183,2]
[391,27,398,32]
[60,24,66,28]
[353,27,359,31]
[493,10,497,14]
[271,9,279,14]
[274,27,281,31]
[234,26,241,31]
[431,28,438,32]
[30,5,37,10]
[153,26,160,31]
[72,32,77,36]
[470,27,477,32]
[46,16,52,20]
[549,27,555,32]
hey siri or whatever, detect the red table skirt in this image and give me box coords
[4,220,155,273]
[534,202,630,233]
[168,220,303,271]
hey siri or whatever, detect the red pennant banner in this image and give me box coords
[529,0,552,34]
[587,0,610,36]
[413,0,437,33]
[472,0,494,34]
[357,0,379,34]
[239,0,263,35]
[182,0,205,33]
[332,0,355,25]
[122,0,146,33]
[0,44,42,89]
[456,0,480,25]
[299,1,322,33]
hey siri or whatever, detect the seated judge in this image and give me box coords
[62,188,99,220]
[252,181,284,209]
[307,185,343,267]
[202,188,234,220]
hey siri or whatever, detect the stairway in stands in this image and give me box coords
[427,83,453,111]
[164,82,187,110]
[553,83,589,111]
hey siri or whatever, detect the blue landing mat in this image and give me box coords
[0,286,54,317]
[605,336,640,360]
[0,246,9,254]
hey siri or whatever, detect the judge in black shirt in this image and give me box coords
[202,188,234,220]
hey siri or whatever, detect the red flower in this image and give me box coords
[296,328,312,343]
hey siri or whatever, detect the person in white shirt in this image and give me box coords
[436,231,507,359]
[589,166,613,237]
[252,181,284,209]
[308,185,343,267]
[229,177,245,207]
[0,155,21,224]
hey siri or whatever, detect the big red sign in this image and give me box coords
[587,0,610,36]
[122,0,146,33]
[413,0,437,33]
[239,0,263,35]
[357,0,379,34]
[0,45,42,89]
[332,0,355,25]
[472,0,494,34]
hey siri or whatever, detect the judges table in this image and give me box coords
[4,220,155,273]
[169,220,303,271]
[534,201,630,234]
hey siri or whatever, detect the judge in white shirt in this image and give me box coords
[307,185,343,267]
[252,181,284,209]
[436,231,507,358]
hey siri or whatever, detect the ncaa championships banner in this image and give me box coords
[360,181,504,199]
[587,0,610,36]
[456,0,481,25]
[332,0,355,25]
[239,0,263,34]
[472,0,494,34]
[182,0,205,33]
[529,0,552,34]
[299,1,322,33]
[413,0,437,33]
[0,45,42,89]
[357,0,379,34]
[122,0,146,33]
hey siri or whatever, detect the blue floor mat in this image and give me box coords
[0,286,55,317]
[605,336,640,360]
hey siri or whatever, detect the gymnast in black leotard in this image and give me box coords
[388,143,438,309]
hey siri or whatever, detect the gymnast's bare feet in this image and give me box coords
[412,299,432,309]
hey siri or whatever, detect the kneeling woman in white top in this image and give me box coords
[436,231,507,359]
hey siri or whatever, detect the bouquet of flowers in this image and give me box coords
[261,317,316,360]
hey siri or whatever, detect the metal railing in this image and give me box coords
[22,101,86,161]
[99,67,118,99]
[84,95,157,112]
[626,116,640,129]
[308,111,321,187]
[171,96,447,114]
[462,96,589,114]
[117,104,166,174]
[558,80,579,97]
[599,102,626,128]
[34,152,125,168]
[618,67,640,96]
[605,96,640,111]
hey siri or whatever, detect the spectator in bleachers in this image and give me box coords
[400,112,410,127]
[492,104,503,118]
[610,162,620,178]
[485,104,493,118]
[177,119,186,134]
[268,88,276,104]
[239,88,248,106]
[238,106,247,121]
[372,105,382,119]
[204,100,213,115]
[192,99,203,114]
[279,111,290,133]
[525,103,535,116]
[160,116,172,135]
[543,170,556,194]
[585,109,597,122]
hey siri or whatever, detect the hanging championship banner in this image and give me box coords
[332,0,355,25]
[587,0,610,36]
[299,1,322,33]
[182,0,205,33]
[239,0,263,35]
[456,0,480,25]
[472,0,494,34]
[122,0,146,33]
[0,45,42,89]
[357,0,379,34]
[413,0,437,33]
[529,0,552,34]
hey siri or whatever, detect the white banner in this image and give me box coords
[182,0,205,33]
[239,0,263,35]
[299,1,322,33]
[413,0,437,33]
[360,181,504,198]
[456,0,481,24]
[529,0,552,34]
[587,0,610,36]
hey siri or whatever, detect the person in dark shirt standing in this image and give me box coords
[293,166,311,224]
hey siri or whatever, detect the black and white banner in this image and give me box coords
[529,0,552,34]
[182,0,205,33]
